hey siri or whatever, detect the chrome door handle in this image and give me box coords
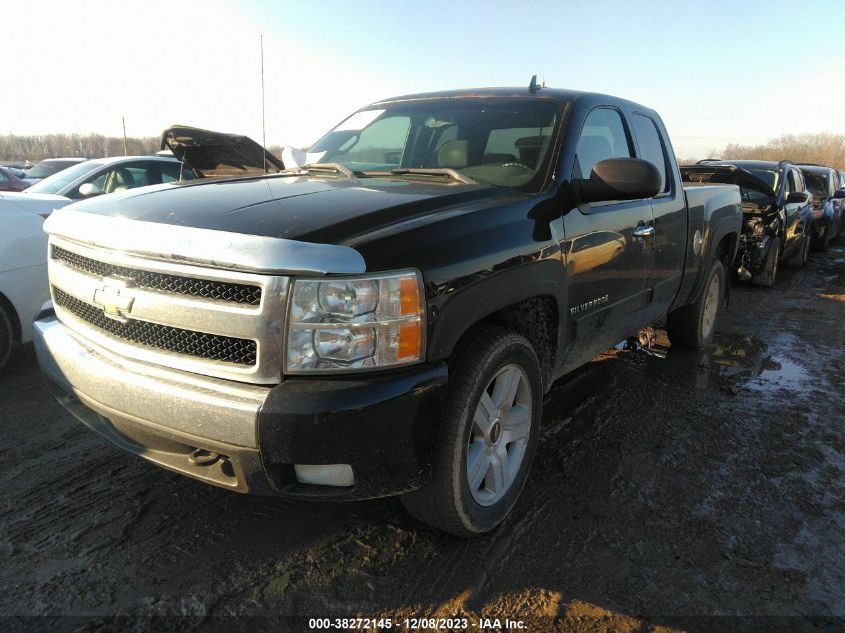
[633,225,654,238]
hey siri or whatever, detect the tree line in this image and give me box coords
[679,133,845,170]
[4,131,845,171]
[0,132,289,164]
[0,133,161,161]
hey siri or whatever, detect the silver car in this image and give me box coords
[23,155,193,201]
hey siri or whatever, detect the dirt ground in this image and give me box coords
[2,238,844,633]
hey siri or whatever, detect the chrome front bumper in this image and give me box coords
[33,316,275,492]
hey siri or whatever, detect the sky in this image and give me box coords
[4,0,845,158]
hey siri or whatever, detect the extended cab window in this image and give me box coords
[573,108,632,179]
[632,114,670,192]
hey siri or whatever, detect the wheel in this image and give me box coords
[751,237,781,287]
[666,258,725,350]
[400,326,542,536]
[788,231,810,268]
[0,303,16,372]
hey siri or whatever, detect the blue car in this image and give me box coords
[798,164,845,250]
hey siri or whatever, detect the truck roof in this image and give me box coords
[371,87,657,114]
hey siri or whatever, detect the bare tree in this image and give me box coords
[0,133,160,162]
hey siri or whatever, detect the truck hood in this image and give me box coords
[680,165,775,199]
[64,175,514,245]
[160,125,285,178]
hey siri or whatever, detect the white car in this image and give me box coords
[0,195,54,369]
[0,155,193,369]
[20,155,191,202]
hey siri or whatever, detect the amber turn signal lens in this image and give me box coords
[400,275,420,316]
[398,320,422,360]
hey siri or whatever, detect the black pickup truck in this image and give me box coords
[34,86,741,536]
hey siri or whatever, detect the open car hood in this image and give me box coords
[160,125,284,178]
[680,164,776,199]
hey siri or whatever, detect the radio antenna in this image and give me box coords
[260,34,267,174]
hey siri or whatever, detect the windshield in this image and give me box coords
[26,161,101,195]
[309,98,564,191]
[803,172,828,197]
[25,160,80,179]
[747,169,779,191]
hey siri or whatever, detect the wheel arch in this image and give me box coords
[0,290,22,344]
[429,270,563,392]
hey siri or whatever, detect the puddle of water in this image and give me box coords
[621,332,810,394]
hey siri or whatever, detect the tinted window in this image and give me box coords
[748,169,780,191]
[0,170,8,186]
[786,170,798,194]
[574,108,632,179]
[802,171,828,197]
[632,114,669,192]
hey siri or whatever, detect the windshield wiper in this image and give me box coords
[279,163,359,178]
[387,168,478,185]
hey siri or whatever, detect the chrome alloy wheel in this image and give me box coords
[466,364,532,506]
[701,271,721,340]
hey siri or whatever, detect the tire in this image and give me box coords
[751,236,781,287]
[666,258,725,350]
[788,231,810,268]
[400,326,543,536]
[0,303,16,372]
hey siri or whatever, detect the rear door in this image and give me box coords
[562,106,656,358]
[630,112,686,311]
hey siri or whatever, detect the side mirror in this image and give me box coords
[78,183,102,198]
[834,189,845,199]
[573,157,661,204]
[786,191,809,203]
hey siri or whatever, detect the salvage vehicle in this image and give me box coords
[681,160,813,286]
[797,164,844,250]
[0,194,54,370]
[34,85,742,536]
[160,125,284,177]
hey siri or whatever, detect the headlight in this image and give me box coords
[285,270,425,373]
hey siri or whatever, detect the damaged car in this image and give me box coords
[160,125,284,178]
[797,164,844,251]
[681,160,813,286]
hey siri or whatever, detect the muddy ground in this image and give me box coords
[2,238,844,633]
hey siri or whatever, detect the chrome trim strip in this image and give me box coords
[49,237,288,384]
[33,317,269,448]
[44,208,367,275]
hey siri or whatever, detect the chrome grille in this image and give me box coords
[53,287,258,365]
[52,245,262,305]
[47,237,289,384]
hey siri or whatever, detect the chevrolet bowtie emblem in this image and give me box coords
[93,278,135,322]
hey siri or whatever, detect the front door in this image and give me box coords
[562,107,655,364]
